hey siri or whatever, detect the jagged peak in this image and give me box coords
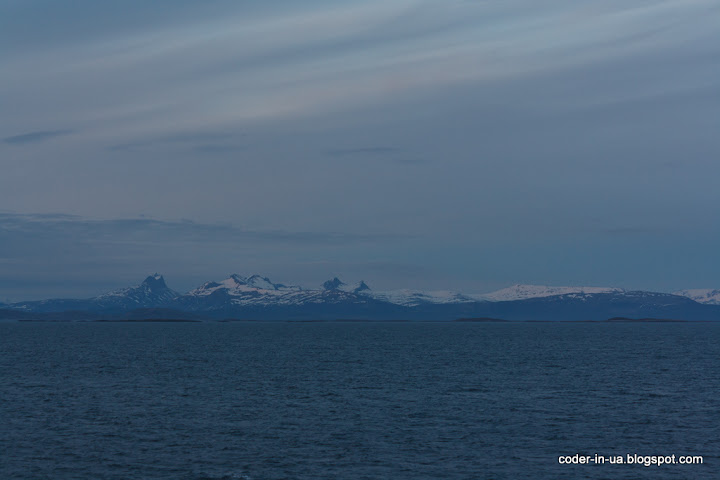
[355,280,371,293]
[323,277,345,291]
[246,274,277,290]
[94,273,178,303]
[141,273,168,289]
[228,273,247,284]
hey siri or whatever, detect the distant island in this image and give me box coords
[455,318,509,322]
[604,317,688,323]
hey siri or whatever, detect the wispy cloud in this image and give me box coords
[108,131,242,151]
[7,0,717,134]
[327,147,399,157]
[4,130,72,144]
[325,146,426,166]
[0,213,408,247]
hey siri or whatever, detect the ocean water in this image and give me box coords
[1,321,718,480]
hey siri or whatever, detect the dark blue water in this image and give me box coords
[1,322,718,479]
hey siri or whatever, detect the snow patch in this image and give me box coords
[674,289,720,305]
[477,284,625,302]
[368,289,475,307]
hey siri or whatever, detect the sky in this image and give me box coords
[1,0,719,301]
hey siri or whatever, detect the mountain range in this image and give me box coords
[2,274,720,321]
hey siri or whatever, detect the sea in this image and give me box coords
[1,321,718,479]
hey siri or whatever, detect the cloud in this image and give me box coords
[600,226,670,236]
[190,144,246,154]
[108,131,243,151]
[3,130,72,144]
[327,147,400,156]
[324,147,426,165]
[0,212,408,246]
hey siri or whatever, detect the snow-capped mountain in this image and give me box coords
[4,274,720,322]
[322,277,371,294]
[188,274,301,297]
[95,274,179,308]
[177,274,490,316]
[462,289,714,321]
[177,274,386,313]
[674,289,720,305]
[477,284,625,302]
[321,277,477,307]
[368,289,477,307]
[10,274,179,312]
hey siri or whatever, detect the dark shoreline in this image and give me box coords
[5,317,715,323]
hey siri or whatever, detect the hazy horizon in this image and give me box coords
[0,267,712,304]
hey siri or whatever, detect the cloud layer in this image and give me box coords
[1,0,719,298]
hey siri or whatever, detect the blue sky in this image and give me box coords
[1,0,719,300]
